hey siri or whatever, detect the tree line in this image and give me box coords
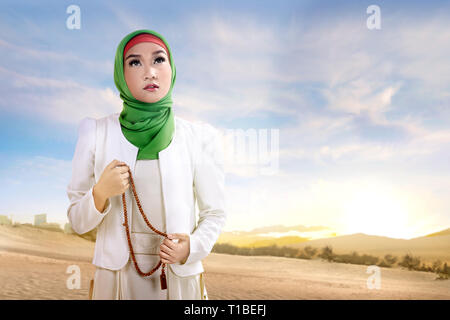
[212,243,450,279]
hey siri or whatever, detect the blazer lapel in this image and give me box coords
[112,113,138,228]
[157,116,178,234]
[112,113,179,234]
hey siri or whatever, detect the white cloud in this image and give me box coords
[168,10,450,131]
[167,11,450,180]
[0,38,112,75]
[0,66,121,124]
[322,81,402,123]
[107,4,148,31]
[168,13,304,120]
[280,123,450,166]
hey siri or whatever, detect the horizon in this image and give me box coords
[1,1,450,240]
[3,216,448,241]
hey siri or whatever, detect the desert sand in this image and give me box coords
[0,224,449,300]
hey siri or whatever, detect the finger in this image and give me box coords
[161,257,173,264]
[121,171,130,179]
[108,160,119,168]
[163,238,178,249]
[160,244,174,254]
[160,251,174,263]
[117,165,130,174]
[115,160,128,166]
[168,235,186,245]
[160,254,171,264]
[168,233,188,240]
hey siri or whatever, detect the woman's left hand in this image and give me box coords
[159,233,190,265]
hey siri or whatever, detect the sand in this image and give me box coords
[0,224,449,300]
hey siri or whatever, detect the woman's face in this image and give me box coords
[123,41,172,103]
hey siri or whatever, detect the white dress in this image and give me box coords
[91,159,208,300]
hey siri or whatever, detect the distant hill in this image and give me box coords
[217,233,310,247]
[218,225,450,263]
[420,228,450,238]
[245,224,329,234]
[218,224,332,247]
[288,232,450,263]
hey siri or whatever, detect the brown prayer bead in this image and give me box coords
[121,167,168,290]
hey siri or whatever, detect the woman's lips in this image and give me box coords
[144,84,159,92]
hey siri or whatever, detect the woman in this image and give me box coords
[66,29,226,300]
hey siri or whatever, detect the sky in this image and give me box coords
[0,0,449,239]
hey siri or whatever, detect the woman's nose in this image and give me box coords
[144,66,157,80]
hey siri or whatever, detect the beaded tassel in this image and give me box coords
[160,264,167,290]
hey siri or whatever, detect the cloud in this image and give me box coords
[107,4,148,31]
[154,10,450,184]
[322,81,402,123]
[0,38,112,76]
[280,119,450,166]
[168,13,303,121]
[0,66,121,124]
[169,9,450,128]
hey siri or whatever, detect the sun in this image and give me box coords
[341,184,411,239]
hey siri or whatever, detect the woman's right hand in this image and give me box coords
[95,159,130,199]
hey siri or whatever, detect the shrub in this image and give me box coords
[319,245,335,262]
[333,251,379,265]
[304,246,317,258]
[399,254,421,271]
[432,260,442,273]
[377,260,392,268]
[384,254,398,266]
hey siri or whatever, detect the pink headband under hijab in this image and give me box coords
[123,33,171,64]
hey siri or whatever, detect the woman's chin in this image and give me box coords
[137,95,161,103]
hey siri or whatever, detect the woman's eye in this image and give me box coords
[128,59,141,67]
[127,57,165,67]
[155,56,165,64]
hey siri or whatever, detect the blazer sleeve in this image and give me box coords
[66,117,112,235]
[183,122,227,265]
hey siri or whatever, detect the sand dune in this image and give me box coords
[0,224,94,261]
[218,227,450,265]
[290,233,450,264]
[0,224,449,300]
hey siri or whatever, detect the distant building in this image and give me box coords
[64,222,74,234]
[0,215,12,225]
[34,213,47,226]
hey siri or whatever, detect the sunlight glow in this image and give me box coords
[341,183,412,239]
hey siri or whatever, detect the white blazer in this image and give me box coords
[66,112,226,277]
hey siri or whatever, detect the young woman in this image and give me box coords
[66,29,226,300]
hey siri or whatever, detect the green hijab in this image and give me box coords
[114,29,177,160]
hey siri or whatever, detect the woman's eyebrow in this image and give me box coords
[125,50,167,61]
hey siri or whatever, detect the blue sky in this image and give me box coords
[0,0,449,239]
